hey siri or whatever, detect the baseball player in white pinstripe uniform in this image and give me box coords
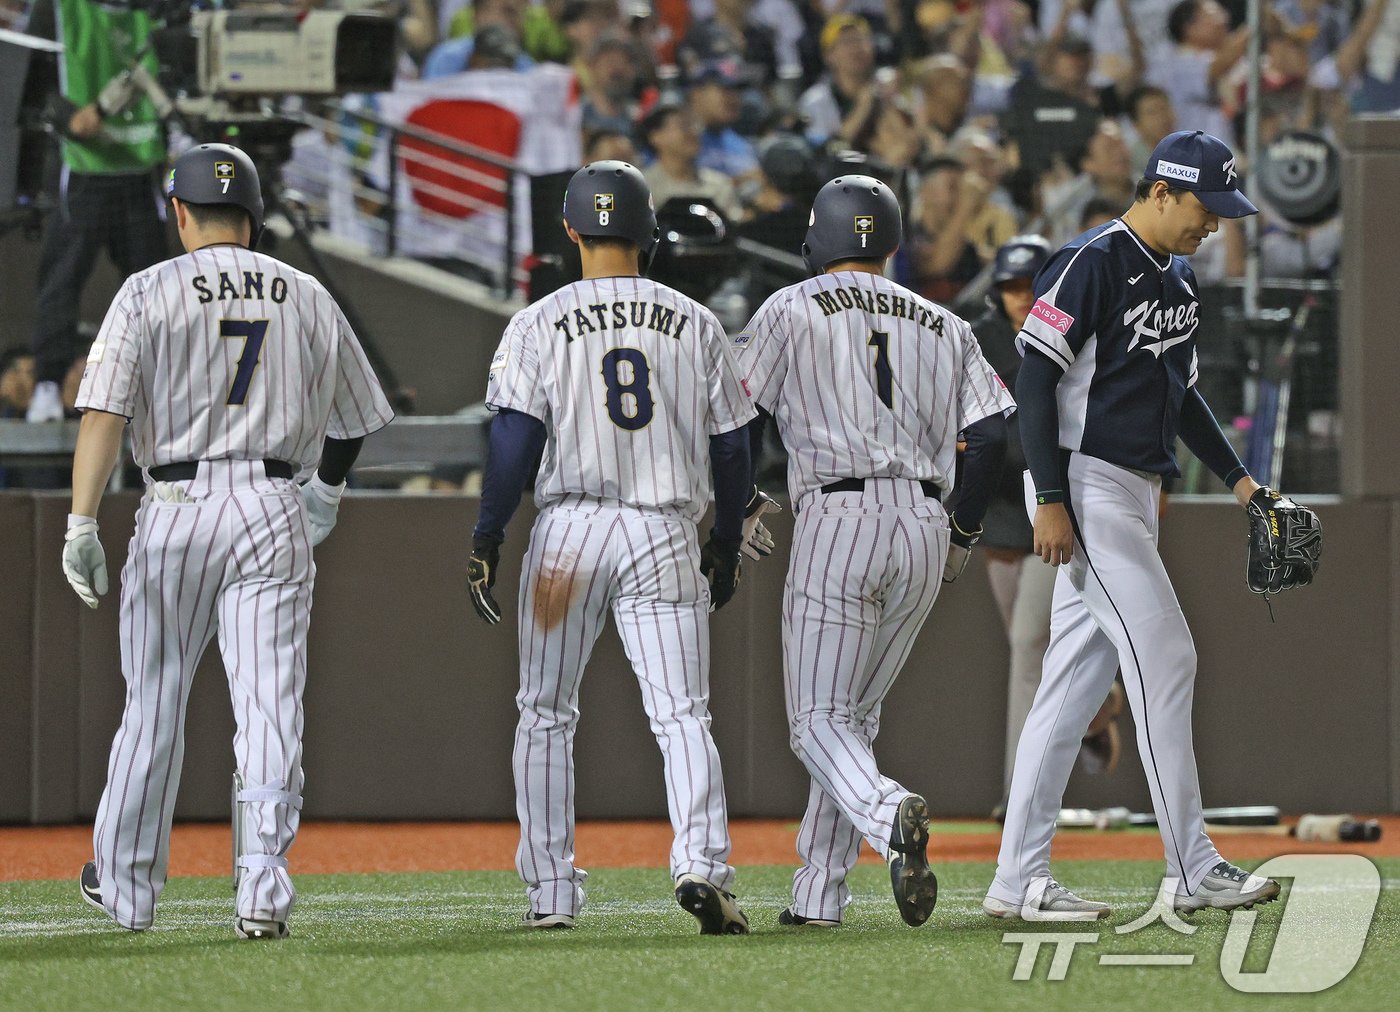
[735,176,1013,928]
[466,161,756,934]
[65,143,393,939]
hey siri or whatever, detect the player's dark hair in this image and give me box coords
[1167,0,1200,45]
[182,200,255,234]
[0,345,33,375]
[579,234,639,252]
[1134,178,1191,202]
[1125,84,1171,122]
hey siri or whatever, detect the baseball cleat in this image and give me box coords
[236,917,290,940]
[674,874,750,935]
[983,878,1111,921]
[522,911,576,929]
[777,907,840,928]
[79,862,104,913]
[1174,861,1281,913]
[887,794,938,927]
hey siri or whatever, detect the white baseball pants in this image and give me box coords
[93,460,312,929]
[989,455,1221,907]
[784,479,948,922]
[513,496,735,918]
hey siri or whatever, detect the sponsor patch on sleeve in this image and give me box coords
[733,330,753,346]
[1029,299,1074,335]
[488,346,509,375]
[87,341,106,363]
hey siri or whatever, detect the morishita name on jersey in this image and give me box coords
[809,286,945,334]
[552,300,693,343]
[191,270,291,304]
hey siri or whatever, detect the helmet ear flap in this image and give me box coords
[801,241,816,277]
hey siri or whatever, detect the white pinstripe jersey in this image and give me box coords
[485,276,756,521]
[77,246,395,473]
[736,271,1014,502]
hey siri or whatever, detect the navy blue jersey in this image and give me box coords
[1015,218,1201,476]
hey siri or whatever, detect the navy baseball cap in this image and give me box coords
[1144,130,1258,218]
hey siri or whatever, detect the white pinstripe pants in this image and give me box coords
[513,496,734,918]
[784,479,948,922]
[93,461,313,929]
[989,457,1221,906]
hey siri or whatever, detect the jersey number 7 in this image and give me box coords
[221,319,269,406]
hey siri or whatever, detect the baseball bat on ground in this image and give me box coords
[1204,815,1383,842]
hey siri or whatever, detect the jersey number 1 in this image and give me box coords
[221,319,269,406]
[867,329,893,409]
[601,348,653,430]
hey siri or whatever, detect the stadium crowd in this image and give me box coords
[353,0,1385,299]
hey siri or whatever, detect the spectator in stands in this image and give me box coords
[949,126,1020,220]
[0,348,36,419]
[912,54,972,157]
[640,101,744,221]
[1276,0,1353,63]
[903,156,1013,304]
[1043,120,1135,244]
[1040,0,1158,100]
[584,128,639,165]
[443,0,572,63]
[580,33,644,136]
[680,0,780,84]
[400,0,440,65]
[688,59,762,178]
[1079,194,1123,232]
[563,0,620,72]
[1123,84,1178,169]
[1148,0,1252,144]
[468,25,527,71]
[1335,0,1400,114]
[797,13,879,147]
[422,0,535,77]
[736,133,819,253]
[1000,32,1102,196]
[864,99,923,174]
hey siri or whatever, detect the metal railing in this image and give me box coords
[284,98,528,296]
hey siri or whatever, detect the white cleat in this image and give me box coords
[1174,861,1281,913]
[522,911,576,929]
[984,877,1111,921]
[236,917,289,940]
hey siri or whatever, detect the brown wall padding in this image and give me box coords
[2,492,1389,824]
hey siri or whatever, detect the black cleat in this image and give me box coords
[777,907,839,927]
[675,874,750,935]
[80,862,104,913]
[522,911,576,929]
[236,917,290,940]
[888,794,938,927]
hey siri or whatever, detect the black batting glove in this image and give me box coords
[699,532,743,612]
[467,536,503,625]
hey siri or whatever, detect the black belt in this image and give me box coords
[149,460,295,481]
[820,477,942,502]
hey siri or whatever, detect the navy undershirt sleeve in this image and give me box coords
[745,408,770,489]
[1178,386,1249,489]
[473,408,548,544]
[710,428,752,544]
[317,436,364,486]
[945,413,1008,532]
[1015,347,1066,504]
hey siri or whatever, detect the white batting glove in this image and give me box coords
[742,487,782,561]
[300,473,345,547]
[942,515,982,584]
[63,514,108,609]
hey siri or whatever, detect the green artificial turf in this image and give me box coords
[2,860,1395,1011]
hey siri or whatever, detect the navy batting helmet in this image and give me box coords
[802,174,902,276]
[166,143,264,248]
[562,160,659,263]
[990,234,1052,286]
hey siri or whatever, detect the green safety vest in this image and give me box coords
[56,0,165,174]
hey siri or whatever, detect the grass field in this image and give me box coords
[2,858,1394,1011]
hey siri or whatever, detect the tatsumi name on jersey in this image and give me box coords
[553,300,692,343]
[1124,297,1199,356]
[191,270,291,304]
[809,286,944,334]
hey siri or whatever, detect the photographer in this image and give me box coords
[23,0,168,423]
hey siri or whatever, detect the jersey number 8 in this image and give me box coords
[600,348,653,430]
